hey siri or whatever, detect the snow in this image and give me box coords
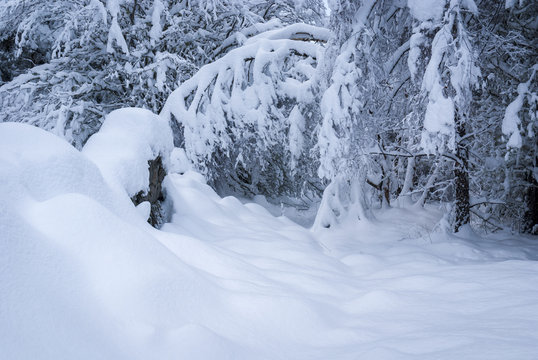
[502,66,536,149]
[502,85,525,149]
[90,0,108,25]
[2,121,538,359]
[244,22,331,45]
[82,107,173,198]
[214,19,283,55]
[160,24,323,172]
[106,0,129,54]
[288,105,306,169]
[407,0,445,22]
[408,29,426,82]
[417,0,480,155]
[149,0,164,46]
[107,17,129,54]
[421,82,455,153]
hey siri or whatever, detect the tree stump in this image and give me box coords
[131,156,167,227]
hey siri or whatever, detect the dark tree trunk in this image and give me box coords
[453,111,470,232]
[130,0,139,25]
[523,169,538,234]
[131,156,167,227]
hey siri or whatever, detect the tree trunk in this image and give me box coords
[416,160,439,207]
[398,156,415,206]
[377,136,391,207]
[131,156,167,227]
[453,112,470,232]
[523,169,538,234]
[130,0,138,25]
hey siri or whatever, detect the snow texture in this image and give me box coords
[288,105,306,170]
[106,0,129,54]
[502,83,526,148]
[161,23,324,173]
[502,64,536,149]
[244,22,331,45]
[407,0,445,22]
[421,82,456,153]
[82,107,173,198]
[3,120,538,359]
[416,0,480,154]
[408,23,431,83]
[149,0,164,46]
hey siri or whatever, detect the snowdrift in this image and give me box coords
[82,107,173,199]
[2,120,538,359]
[0,122,223,359]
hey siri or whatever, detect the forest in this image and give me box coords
[1,0,537,359]
[1,0,536,233]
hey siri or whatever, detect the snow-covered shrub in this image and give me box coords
[0,122,139,221]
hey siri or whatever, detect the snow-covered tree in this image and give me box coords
[1,0,535,234]
[0,0,324,147]
[410,0,480,231]
[500,66,537,232]
[161,23,330,197]
[314,0,417,227]
[463,0,538,233]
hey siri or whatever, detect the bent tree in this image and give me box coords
[161,23,330,197]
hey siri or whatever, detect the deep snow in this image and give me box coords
[1,122,538,359]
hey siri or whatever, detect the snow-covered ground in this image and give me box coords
[2,122,538,359]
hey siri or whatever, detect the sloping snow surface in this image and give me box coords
[1,122,538,359]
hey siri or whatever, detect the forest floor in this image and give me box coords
[2,123,538,359]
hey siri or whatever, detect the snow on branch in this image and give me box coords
[213,19,283,58]
[244,23,331,44]
[214,21,330,61]
[161,24,327,175]
[502,64,537,149]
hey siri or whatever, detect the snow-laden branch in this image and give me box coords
[243,23,331,45]
[161,23,328,175]
[502,64,537,149]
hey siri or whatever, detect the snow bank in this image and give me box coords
[0,122,134,218]
[2,122,538,359]
[0,123,227,359]
[83,107,173,198]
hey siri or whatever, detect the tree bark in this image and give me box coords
[398,156,415,206]
[131,156,167,227]
[523,169,538,233]
[453,111,470,232]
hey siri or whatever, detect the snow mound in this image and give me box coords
[83,107,173,198]
[0,122,133,218]
[2,122,538,359]
[0,123,223,359]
